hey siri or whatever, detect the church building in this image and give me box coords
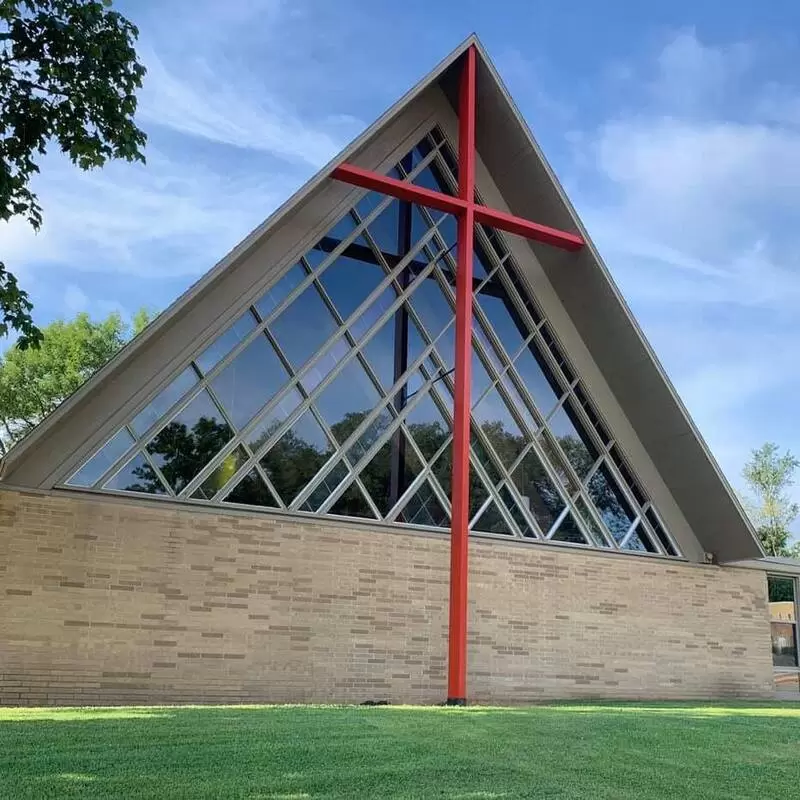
[1,37,794,705]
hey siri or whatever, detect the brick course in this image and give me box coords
[0,489,774,705]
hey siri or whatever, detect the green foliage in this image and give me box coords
[0,703,800,798]
[0,0,146,347]
[0,307,153,452]
[742,442,800,557]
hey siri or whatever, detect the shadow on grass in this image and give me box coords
[1,703,800,799]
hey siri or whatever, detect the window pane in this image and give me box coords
[319,251,386,322]
[363,197,400,257]
[301,338,350,393]
[771,622,798,668]
[405,387,450,463]
[575,497,610,548]
[550,512,588,544]
[498,485,537,538]
[621,525,657,554]
[315,360,381,442]
[350,287,397,344]
[67,428,135,487]
[511,450,565,535]
[131,367,198,437]
[192,446,249,500]
[476,286,528,359]
[346,407,393,466]
[548,402,599,479]
[473,501,513,536]
[146,390,232,494]
[255,263,306,320]
[328,482,376,520]
[259,410,334,505]
[211,334,288,431]
[513,344,562,419]
[587,464,636,544]
[269,283,338,369]
[769,577,797,668]
[195,310,257,375]
[245,388,302,453]
[398,481,449,529]
[225,468,278,508]
[356,430,422,518]
[472,388,526,469]
[105,452,167,495]
[300,461,349,512]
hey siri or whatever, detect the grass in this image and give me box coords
[2,702,800,799]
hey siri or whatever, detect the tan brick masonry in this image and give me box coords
[0,488,774,705]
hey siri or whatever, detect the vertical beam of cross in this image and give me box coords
[331,45,584,705]
[445,44,476,706]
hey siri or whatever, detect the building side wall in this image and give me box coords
[0,489,774,706]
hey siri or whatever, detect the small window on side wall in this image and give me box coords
[768,576,798,668]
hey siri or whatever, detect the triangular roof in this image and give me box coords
[0,35,763,563]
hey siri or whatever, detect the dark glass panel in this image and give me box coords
[498,485,537,538]
[468,462,490,522]
[105,452,167,495]
[431,440,453,498]
[511,450,565,536]
[587,463,636,544]
[504,262,542,326]
[259,410,334,505]
[575,497,610,548]
[224,468,278,508]
[325,211,359,245]
[548,401,599,479]
[470,350,493,402]
[513,343,562,419]
[255,263,307,319]
[356,429,422,518]
[211,334,288,431]
[538,431,580,495]
[475,284,528,359]
[346,407,393,466]
[407,270,453,343]
[645,508,676,555]
[470,436,502,487]
[412,161,453,197]
[550,512,588,544]
[620,525,656,553]
[319,251,386,322]
[269,283,338,370]
[245,388,303,453]
[472,388,526,469]
[146,390,233,494]
[300,461,349,512]
[405,388,450,463]
[328,482,376,520]
[472,501,513,536]
[301,337,350,392]
[350,288,397,344]
[315,359,381,444]
[67,428,135,487]
[398,481,449,529]
[771,623,798,668]
[473,319,505,376]
[769,577,796,605]
[500,374,538,435]
[363,197,400,257]
[196,310,257,376]
[131,366,198,437]
[192,446,249,500]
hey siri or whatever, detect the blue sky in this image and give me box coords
[3,0,800,521]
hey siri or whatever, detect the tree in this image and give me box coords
[0,307,152,453]
[1,0,146,347]
[742,442,800,558]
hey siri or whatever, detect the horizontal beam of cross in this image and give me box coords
[331,163,585,252]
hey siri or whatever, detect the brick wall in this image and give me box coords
[0,488,774,705]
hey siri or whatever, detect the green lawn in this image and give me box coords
[1,703,799,799]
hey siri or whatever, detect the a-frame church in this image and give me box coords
[1,37,793,705]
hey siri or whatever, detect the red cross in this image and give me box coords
[332,45,585,705]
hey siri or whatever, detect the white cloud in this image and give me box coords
[573,30,800,506]
[138,50,361,167]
